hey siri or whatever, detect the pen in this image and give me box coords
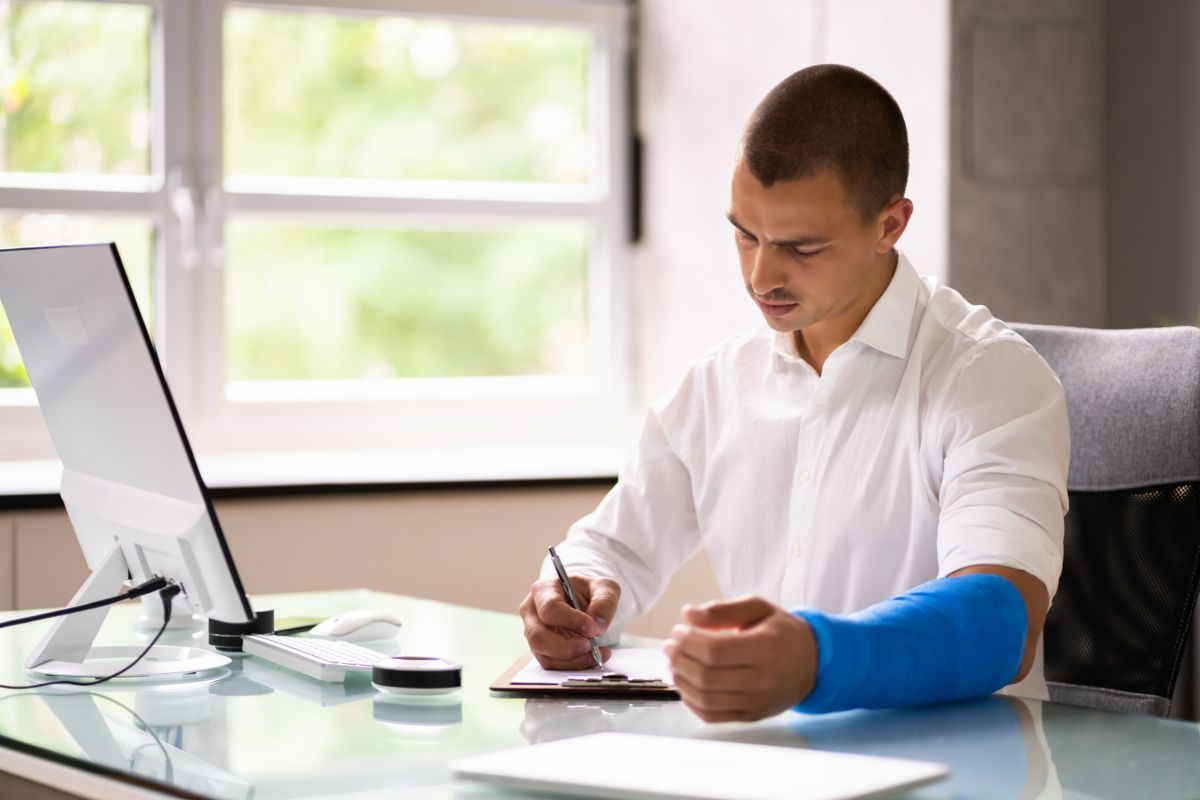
[547,546,604,669]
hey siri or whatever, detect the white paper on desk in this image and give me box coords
[512,648,672,685]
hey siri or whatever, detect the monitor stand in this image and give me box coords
[24,543,230,681]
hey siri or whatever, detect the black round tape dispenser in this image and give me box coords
[372,656,462,695]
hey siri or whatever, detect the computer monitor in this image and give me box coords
[0,243,258,679]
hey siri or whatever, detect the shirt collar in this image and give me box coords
[849,250,920,359]
[771,250,921,363]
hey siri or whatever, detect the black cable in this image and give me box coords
[0,576,169,631]
[0,583,182,690]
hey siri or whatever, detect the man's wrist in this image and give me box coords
[789,613,819,706]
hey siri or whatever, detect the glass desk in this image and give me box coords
[2,590,1199,799]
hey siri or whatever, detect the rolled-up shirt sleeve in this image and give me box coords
[935,337,1070,598]
[541,405,703,642]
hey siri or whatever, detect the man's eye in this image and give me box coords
[734,230,756,245]
[789,248,821,259]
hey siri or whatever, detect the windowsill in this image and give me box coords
[0,446,622,507]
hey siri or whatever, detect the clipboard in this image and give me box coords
[490,652,680,700]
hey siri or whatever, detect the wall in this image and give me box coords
[0,486,720,639]
[949,1,1200,331]
[1104,1,1200,329]
[948,0,1106,326]
[813,0,950,292]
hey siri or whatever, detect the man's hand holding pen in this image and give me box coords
[518,571,621,671]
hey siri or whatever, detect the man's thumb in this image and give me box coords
[585,579,620,632]
[683,595,774,630]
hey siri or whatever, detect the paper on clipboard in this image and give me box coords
[491,648,678,698]
[511,648,672,685]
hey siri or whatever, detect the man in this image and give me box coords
[518,64,1069,723]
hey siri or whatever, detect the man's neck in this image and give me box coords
[793,251,899,375]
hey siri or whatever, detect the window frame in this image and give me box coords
[0,0,635,461]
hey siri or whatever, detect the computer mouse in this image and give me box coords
[309,609,403,642]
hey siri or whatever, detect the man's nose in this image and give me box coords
[749,247,787,296]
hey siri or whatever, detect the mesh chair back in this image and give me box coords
[1012,323,1200,716]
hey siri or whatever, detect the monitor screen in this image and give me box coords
[0,243,252,624]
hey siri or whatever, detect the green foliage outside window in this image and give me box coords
[0,0,150,174]
[225,8,592,183]
[226,222,588,381]
[0,308,26,389]
[0,2,595,388]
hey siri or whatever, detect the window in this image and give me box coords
[0,0,632,462]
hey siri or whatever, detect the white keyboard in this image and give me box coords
[243,634,390,682]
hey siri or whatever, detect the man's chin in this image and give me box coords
[760,312,807,332]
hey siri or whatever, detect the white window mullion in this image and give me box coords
[155,0,201,421]
[590,5,632,425]
[192,0,229,431]
[0,186,157,215]
[231,0,623,28]
[155,0,226,438]
[224,186,604,223]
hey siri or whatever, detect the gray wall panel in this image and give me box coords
[950,1,1105,327]
[1105,1,1200,329]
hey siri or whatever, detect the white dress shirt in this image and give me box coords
[545,251,1070,696]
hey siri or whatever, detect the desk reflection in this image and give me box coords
[521,696,699,744]
[775,697,1049,799]
[17,686,252,800]
[1041,701,1200,800]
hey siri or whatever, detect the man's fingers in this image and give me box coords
[683,595,775,630]
[665,643,754,693]
[533,651,596,671]
[673,672,750,714]
[532,580,602,636]
[533,647,613,671]
[669,624,759,667]
[584,577,620,632]
[524,620,593,659]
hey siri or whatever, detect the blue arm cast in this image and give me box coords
[792,574,1028,713]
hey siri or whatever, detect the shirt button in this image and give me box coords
[791,543,804,557]
[812,397,825,410]
[799,469,811,482]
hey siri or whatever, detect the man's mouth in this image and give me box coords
[755,298,799,317]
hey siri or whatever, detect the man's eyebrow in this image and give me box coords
[773,235,830,249]
[725,212,755,238]
[725,212,829,248]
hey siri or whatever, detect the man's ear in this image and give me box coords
[875,197,914,254]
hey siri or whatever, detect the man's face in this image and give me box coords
[727,161,890,334]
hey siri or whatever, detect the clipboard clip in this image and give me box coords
[561,673,672,690]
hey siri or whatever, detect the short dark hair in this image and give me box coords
[740,64,909,220]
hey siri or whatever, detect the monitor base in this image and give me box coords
[28,645,230,681]
[24,543,232,683]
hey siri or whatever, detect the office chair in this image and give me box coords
[1012,323,1200,716]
